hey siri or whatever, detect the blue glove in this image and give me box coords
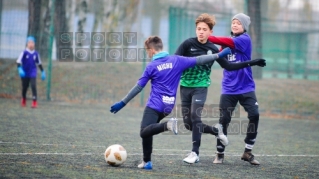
[110,101,126,114]
[18,67,25,78]
[41,71,46,81]
[217,47,231,58]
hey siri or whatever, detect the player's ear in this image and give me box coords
[151,48,156,55]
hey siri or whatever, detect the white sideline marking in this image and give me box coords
[0,141,190,151]
[1,141,319,157]
[0,141,106,148]
[0,153,319,157]
[0,153,95,156]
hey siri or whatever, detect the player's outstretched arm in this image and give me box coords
[110,84,144,114]
[208,36,235,48]
[216,58,266,71]
[196,47,231,65]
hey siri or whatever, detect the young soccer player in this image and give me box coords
[208,13,261,165]
[110,36,263,170]
[175,13,266,164]
[17,36,46,108]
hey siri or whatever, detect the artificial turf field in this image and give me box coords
[0,98,319,179]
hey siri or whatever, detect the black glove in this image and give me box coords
[249,59,266,67]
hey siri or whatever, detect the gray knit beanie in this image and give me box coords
[232,13,251,31]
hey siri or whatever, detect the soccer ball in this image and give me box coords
[104,144,127,166]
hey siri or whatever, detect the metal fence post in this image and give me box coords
[46,0,55,101]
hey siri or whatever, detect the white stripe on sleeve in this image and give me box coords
[16,52,24,64]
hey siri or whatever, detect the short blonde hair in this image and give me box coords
[195,13,216,30]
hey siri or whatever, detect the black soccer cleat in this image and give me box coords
[241,152,260,165]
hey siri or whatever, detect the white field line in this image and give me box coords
[0,141,106,148]
[0,153,319,157]
[1,141,319,157]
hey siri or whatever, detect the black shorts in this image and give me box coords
[180,86,208,106]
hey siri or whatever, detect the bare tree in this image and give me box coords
[304,0,312,21]
[145,0,161,36]
[77,0,88,34]
[67,0,76,33]
[91,0,140,42]
[268,0,280,20]
[103,0,120,32]
[27,0,55,61]
[91,0,104,33]
[121,0,139,32]
[54,0,71,58]
[0,0,2,46]
[28,0,42,50]
[38,0,51,60]
[91,0,119,34]
[247,0,262,79]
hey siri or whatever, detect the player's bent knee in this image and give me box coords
[220,115,231,125]
[248,110,259,121]
[248,113,259,121]
[140,128,147,138]
[184,123,192,131]
[191,113,202,123]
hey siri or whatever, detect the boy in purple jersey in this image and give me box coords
[17,36,46,108]
[208,13,261,165]
[109,36,265,170]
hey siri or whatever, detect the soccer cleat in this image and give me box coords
[213,152,224,164]
[167,118,178,135]
[137,161,152,170]
[21,98,26,107]
[214,123,229,146]
[183,152,199,164]
[137,161,145,168]
[31,100,37,108]
[241,152,260,165]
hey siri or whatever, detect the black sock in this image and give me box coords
[244,148,252,153]
[143,157,151,162]
[193,148,199,155]
[192,122,202,156]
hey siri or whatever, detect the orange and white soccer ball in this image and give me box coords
[104,144,127,166]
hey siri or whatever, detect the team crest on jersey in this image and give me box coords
[33,55,36,60]
[26,55,29,59]
[228,54,236,62]
[162,96,175,104]
[207,50,212,55]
